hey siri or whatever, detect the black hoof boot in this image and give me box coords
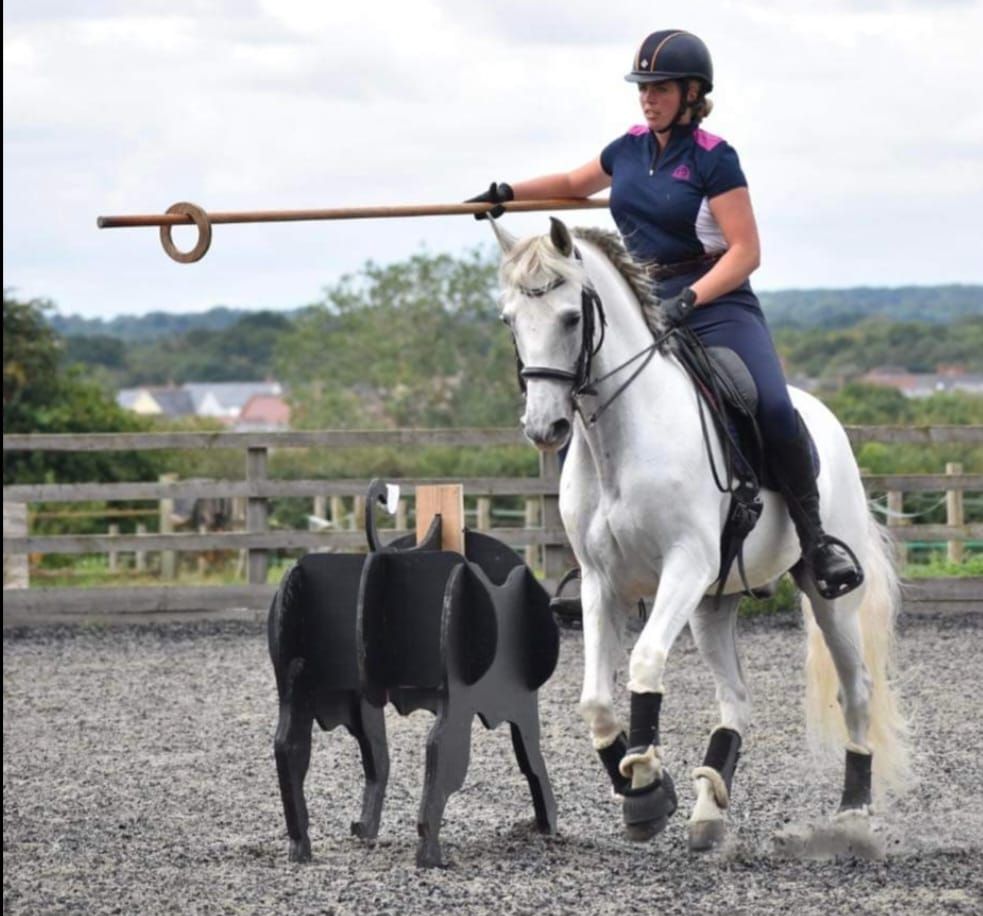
[838,749,872,813]
[622,768,677,841]
[597,733,631,796]
[810,537,864,600]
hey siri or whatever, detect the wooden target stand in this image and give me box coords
[268,481,559,868]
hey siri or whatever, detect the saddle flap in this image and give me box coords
[706,346,758,418]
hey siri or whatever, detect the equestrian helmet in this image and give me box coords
[625,30,713,91]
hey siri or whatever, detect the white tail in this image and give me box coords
[803,517,911,796]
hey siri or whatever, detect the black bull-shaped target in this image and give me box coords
[267,484,560,868]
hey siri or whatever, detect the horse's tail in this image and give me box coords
[802,515,911,797]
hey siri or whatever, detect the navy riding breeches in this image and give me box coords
[657,275,799,444]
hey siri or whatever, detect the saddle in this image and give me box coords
[671,331,819,600]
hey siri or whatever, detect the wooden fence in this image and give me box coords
[3,425,981,624]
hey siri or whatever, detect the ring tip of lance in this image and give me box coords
[159,201,212,264]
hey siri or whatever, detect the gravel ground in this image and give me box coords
[4,610,982,915]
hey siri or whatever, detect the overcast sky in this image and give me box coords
[4,0,982,319]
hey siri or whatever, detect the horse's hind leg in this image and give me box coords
[795,572,874,815]
[273,660,314,862]
[347,696,389,840]
[576,572,630,795]
[687,594,747,850]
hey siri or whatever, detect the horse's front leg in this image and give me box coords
[577,570,630,796]
[621,548,717,841]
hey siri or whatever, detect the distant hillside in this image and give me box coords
[758,285,981,329]
[48,306,285,342]
[50,286,981,340]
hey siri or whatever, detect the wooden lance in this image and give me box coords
[96,198,611,264]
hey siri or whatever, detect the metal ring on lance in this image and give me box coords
[159,202,212,264]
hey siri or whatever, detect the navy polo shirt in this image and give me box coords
[600,122,748,265]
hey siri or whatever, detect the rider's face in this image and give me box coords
[637,80,684,132]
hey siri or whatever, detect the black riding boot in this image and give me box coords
[770,414,864,600]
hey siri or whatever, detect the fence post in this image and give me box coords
[246,446,269,585]
[946,462,965,565]
[395,498,407,531]
[3,501,29,589]
[476,497,492,532]
[108,523,120,573]
[159,473,177,580]
[539,451,565,588]
[312,494,327,525]
[524,497,541,571]
[330,496,346,530]
[135,523,147,572]
[886,490,908,569]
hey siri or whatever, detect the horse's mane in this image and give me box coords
[499,226,666,337]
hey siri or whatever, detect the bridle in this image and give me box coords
[512,248,673,425]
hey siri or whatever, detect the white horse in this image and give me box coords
[494,217,909,850]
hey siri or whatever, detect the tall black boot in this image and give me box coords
[770,414,864,600]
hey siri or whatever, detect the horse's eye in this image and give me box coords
[562,311,582,328]
[500,314,512,327]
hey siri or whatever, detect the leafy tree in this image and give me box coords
[275,248,521,429]
[3,292,159,485]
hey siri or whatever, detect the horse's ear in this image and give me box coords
[549,217,574,257]
[490,219,517,254]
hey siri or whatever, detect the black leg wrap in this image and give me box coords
[839,749,872,811]
[702,728,742,796]
[628,691,662,750]
[597,733,630,795]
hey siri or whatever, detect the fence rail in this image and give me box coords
[4,425,981,623]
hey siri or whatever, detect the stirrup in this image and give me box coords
[550,568,583,629]
[809,535,864,600]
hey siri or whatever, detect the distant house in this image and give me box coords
[117,381,286,423]
[235,393,291,431]
[860,365,983,398]
[115,385,195,417]
[183,382,284,420]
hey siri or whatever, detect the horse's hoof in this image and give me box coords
[688,818,726,851]
[622,769,677,842]
[288,836,311,863]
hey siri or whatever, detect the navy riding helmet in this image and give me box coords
[625,30,713,91]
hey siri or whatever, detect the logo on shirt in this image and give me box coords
[672,164,691,181]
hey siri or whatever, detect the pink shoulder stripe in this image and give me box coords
[693,128,724,150]
[627,124,649,136]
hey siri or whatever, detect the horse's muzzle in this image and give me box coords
[524,417,571,452]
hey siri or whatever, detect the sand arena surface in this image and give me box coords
[4,612,981,915]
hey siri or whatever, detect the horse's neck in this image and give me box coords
[576,249,699,484]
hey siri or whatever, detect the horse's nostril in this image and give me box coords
[549,419,571,442]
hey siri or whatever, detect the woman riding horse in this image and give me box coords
[469,29,864,602]
[469,29,899,848]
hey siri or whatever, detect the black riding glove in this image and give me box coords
[660,287,697,327]
[467,182,514,220]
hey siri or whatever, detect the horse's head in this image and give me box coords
[494,218,603,452]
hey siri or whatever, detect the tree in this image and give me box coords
[3,291,159,485]
[275,248,521,429]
